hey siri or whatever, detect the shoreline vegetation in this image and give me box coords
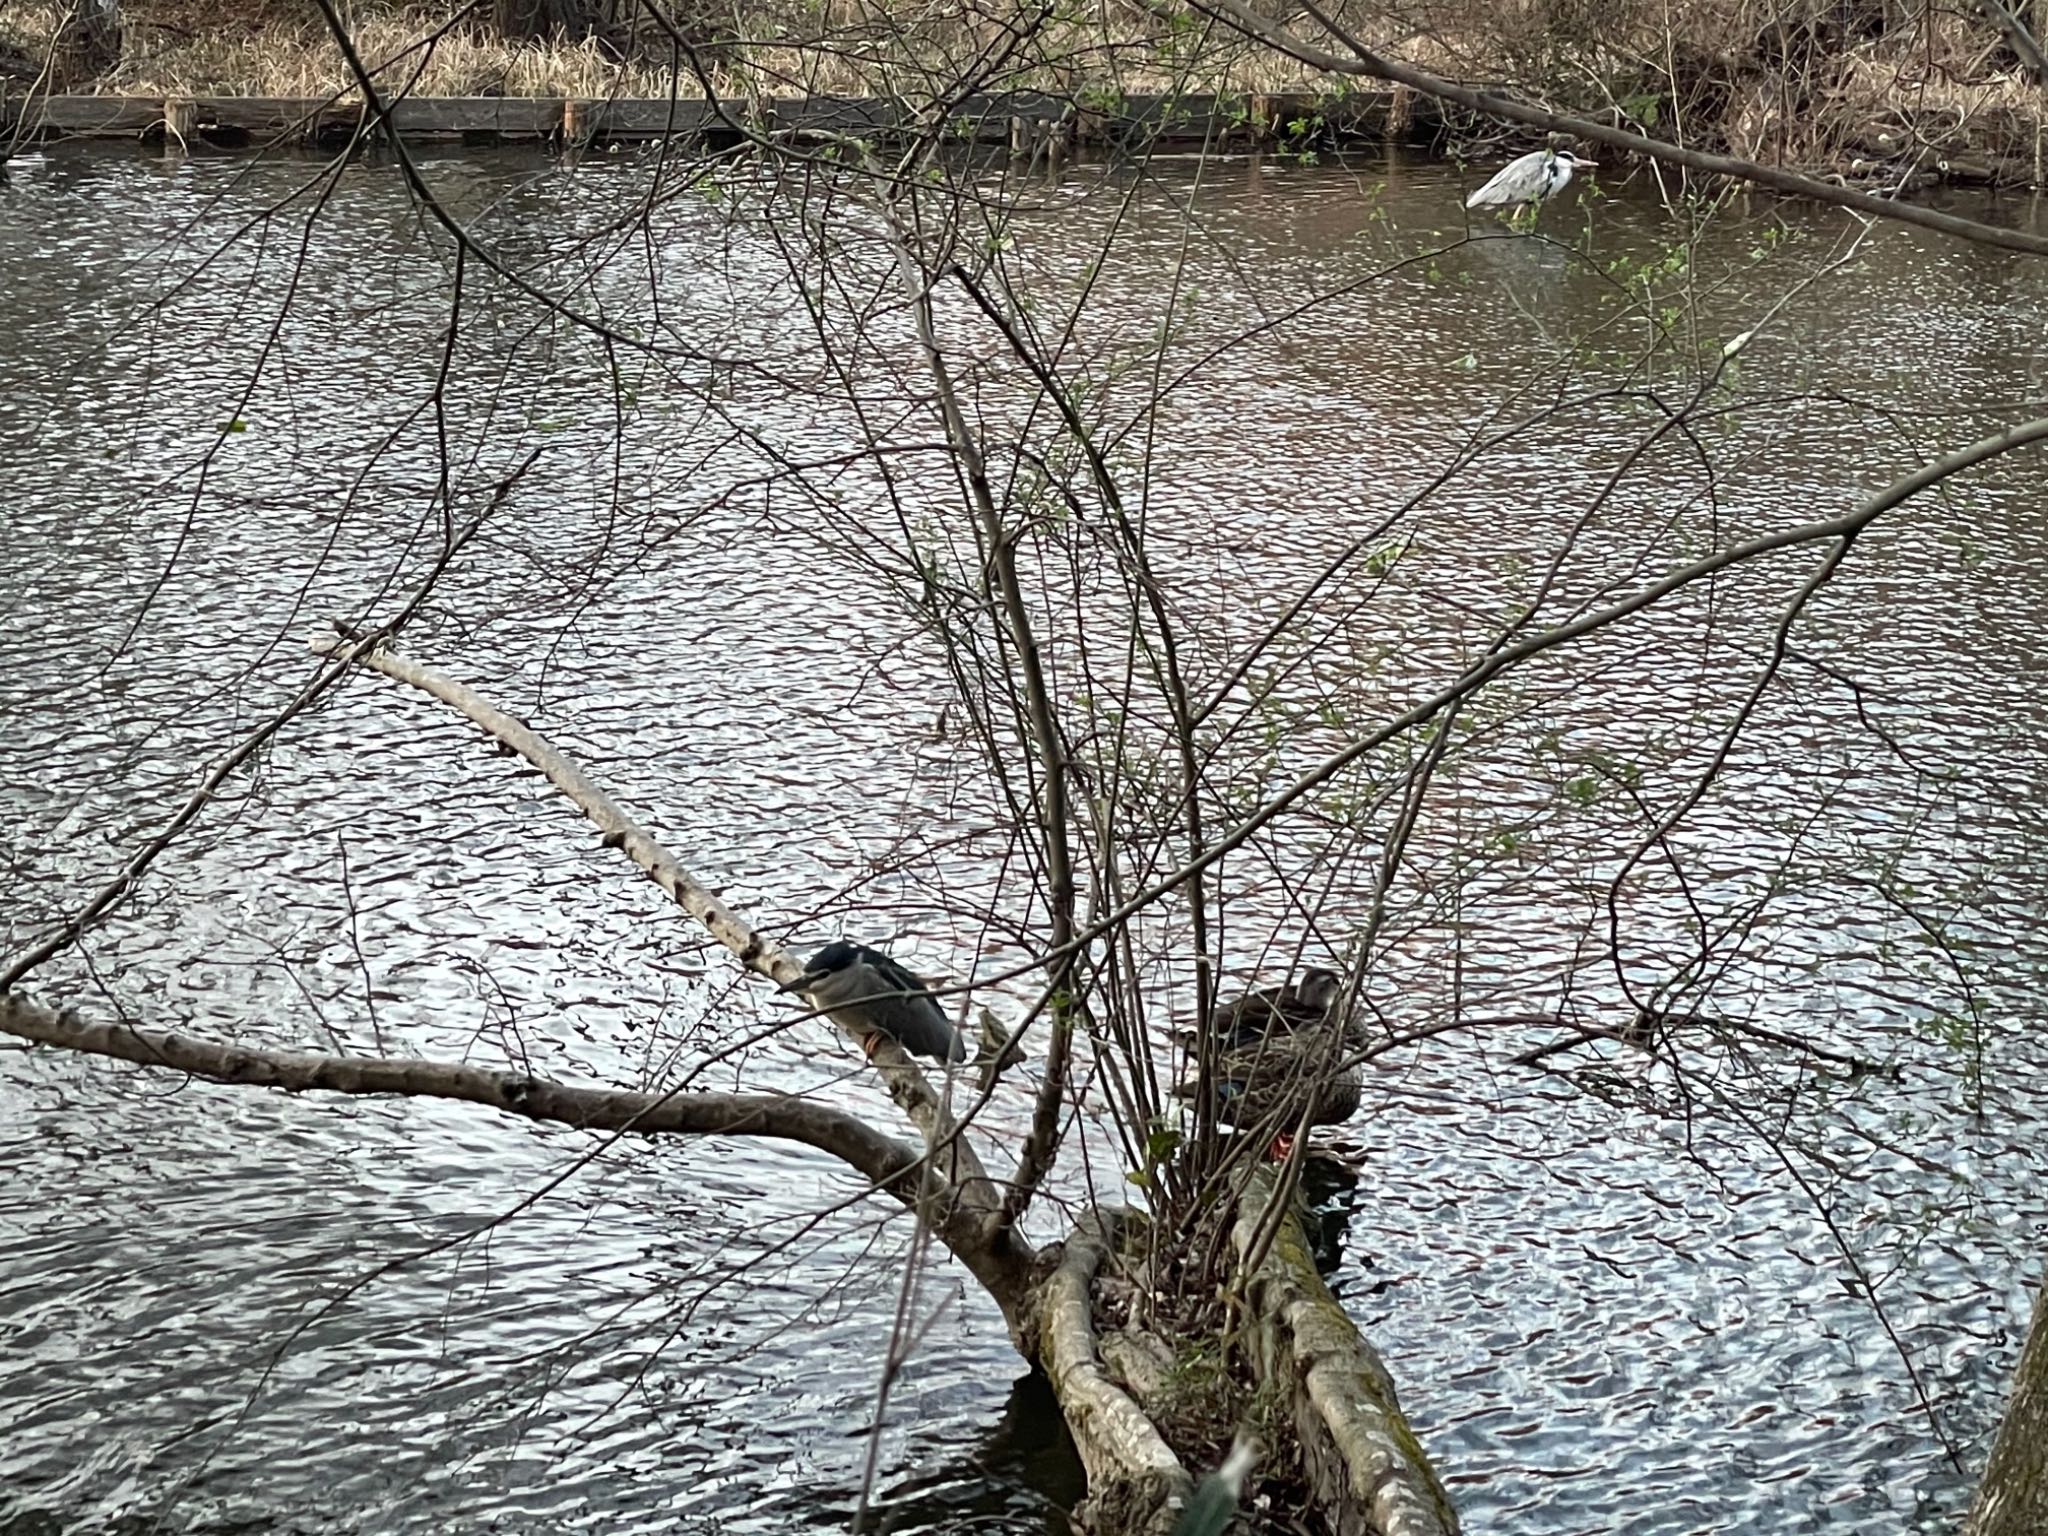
[1,0,2045,185]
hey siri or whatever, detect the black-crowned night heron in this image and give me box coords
[779,940,968,1063]
[1466,148,1598,211]
[1175,967,1363,1158]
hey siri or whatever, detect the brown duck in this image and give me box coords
[1174,966,1364,1157]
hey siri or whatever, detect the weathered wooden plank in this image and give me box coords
[383,96,562,135]
[955,90,1069,123]
[777,94,901,135]
[2,88,1429,146]
[195,95,351,140]
[1107,92,1220,128]
[162,95,197,146]
[3,95,163,134]
[573,97,724,137]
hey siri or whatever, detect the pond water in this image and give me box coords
[1,139,2045,1536]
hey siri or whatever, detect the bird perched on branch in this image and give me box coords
[779,940,968,1063]
[1465,147,1598,212]
[1175,967,1363,1159]
[1183,966,1346,1051]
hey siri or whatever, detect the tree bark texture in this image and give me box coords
[1037,1211,1195,1534]
[1967,1262,2048,1536]
[1235,1168,1460,1536]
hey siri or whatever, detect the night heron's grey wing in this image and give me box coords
[899,989,967,1062]
[854,952,967,1062]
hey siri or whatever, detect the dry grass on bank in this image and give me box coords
[0,0,1322,99]
[1,0,2041,179]
[2,0,681,96]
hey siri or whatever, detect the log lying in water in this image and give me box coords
[1038,1211,1195,1535]
[1033,1180,1456,1536]
[1235,1167,1459,1536]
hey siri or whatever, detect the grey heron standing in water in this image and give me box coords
[778,940,968,1063]
[1466,148,1599,211]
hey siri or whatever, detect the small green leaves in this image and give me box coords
[1620,91,1664,128]
[1362,540,1407,577]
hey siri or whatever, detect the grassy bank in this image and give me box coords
[0,0,1329,98]
[2,0,2042,182]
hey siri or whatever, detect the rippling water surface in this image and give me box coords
[2,141,2045,1535]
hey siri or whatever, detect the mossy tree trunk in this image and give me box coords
[1967,1263,2048,1536]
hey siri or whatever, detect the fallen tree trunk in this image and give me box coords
[1236,1168,1458,1536]
[2,632,1458,1535]
[1047,1181,1460,1535]
[2,984,1457,1533]
[1041,1212,1196,1534]
[1967,1261,2048,1536]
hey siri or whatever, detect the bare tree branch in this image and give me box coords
[305,634,998,1206]
[0,992,916,1174]
[1188,0,2048,257]
[1977,0,2048,87]
[0,634,379,993]
[869,204,1081,1237]
[0,990,1037,1309]
[1039,1211,1193,1527]
[1060,413,2048,956]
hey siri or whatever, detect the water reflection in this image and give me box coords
[770,1370,1083,1534]
[1,141,2045,1536]
[1301,1153,1364,1278]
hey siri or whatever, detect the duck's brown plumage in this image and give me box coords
[1174,967,1364,1131]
